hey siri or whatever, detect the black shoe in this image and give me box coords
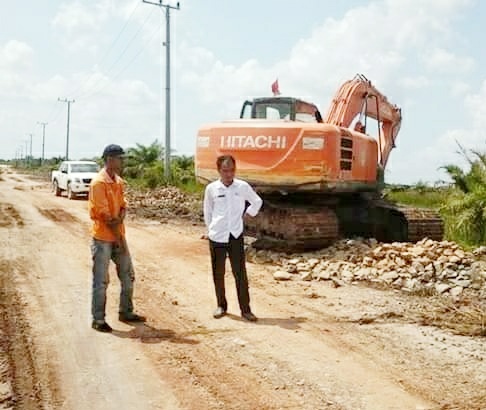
[213,307,227,319]
[241,311,258,322]
[92,320,113,332]
[119,313,146,323]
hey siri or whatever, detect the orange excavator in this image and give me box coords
[195,74,443,251]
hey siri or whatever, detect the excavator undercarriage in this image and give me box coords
[245,193,444,252]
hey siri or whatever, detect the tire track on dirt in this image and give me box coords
[0,204,24,228]
[0,259,61,409]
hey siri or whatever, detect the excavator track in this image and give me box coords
[396,206,444,243]
[245,196,444,252]
[246,201,339,252]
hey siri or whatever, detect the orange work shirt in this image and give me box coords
[88,168,127,241]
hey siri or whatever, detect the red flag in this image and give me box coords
[271,79,280,96]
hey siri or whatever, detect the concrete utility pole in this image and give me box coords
[37,122,48,165]
[58,98,75,160]
[24,140,28,166]
[28,133,33,166]
[143,0,180,180]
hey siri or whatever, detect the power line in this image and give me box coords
[79,22,161,100]
[73,7,156,100]
[67,1,143,99]
[96,1,142,68]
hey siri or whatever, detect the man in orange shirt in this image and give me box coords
[89,144,145,332]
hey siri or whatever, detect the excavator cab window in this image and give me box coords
[248,98,320,123]
[254,101,292,120]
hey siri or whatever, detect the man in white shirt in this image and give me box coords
[203,155,263,321]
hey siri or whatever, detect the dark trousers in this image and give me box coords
[209,234,251,314]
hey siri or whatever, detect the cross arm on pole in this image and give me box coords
[142,0,180,10]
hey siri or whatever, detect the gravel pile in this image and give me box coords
[126,186,202,222]
[246,238,486,298]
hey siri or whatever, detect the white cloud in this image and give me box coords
[450,80,471,96]
[423,47,475,74]
[51,2,110,52]
[0,40,35,97]
[177,0,473,110]
[465,79,486,128]
[399,76,430,89]
[51,0,145,53]
[0,40,34,68]
[388,80,486,184]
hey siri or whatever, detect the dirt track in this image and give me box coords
[0,168,485,410]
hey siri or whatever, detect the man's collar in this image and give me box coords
[100,168,122,183]
[217,178,234,188]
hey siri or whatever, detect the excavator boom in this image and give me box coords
[324,74,402,168]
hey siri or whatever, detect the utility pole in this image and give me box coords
[37,122,48,165]
[58,98,75,160]
[24,140,28,166]
[28,133,33,166]
[143,0,180,180]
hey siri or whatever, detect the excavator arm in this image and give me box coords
[324,74,402,168]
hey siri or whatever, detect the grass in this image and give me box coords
[383,184,451,209]
[414,295,486,337]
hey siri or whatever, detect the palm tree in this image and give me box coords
[124,140,163,179]
[170,155,195,186]
[440,144,486,245]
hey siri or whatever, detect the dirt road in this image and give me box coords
[0,168,485,410]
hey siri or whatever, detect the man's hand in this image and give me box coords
[107,217,121,227]
[105,216,128,254]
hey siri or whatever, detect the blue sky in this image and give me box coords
[1,0,485,184]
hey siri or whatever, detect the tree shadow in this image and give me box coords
[111,322,199,345]
[225,313,307,330]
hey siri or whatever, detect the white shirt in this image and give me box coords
[203,178,263,243]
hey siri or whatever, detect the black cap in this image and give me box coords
[102,144,125,159]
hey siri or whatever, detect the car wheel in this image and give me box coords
[54,180,61,197]
[67,183,76,200]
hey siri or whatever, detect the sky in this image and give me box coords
[1,0,485,184]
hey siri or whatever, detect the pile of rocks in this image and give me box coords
[246,238,486,298]
[126,186,202,222]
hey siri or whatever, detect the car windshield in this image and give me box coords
[71,163,99,173]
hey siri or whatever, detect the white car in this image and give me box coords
[51,161,99,199]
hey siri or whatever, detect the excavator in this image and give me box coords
[195,74,443,251]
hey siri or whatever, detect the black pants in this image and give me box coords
[209,234,251,314]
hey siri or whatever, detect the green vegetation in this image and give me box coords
[123,140,203,193]
[386,146,486,248]
[440,148,486,247]
[384,182,450,209]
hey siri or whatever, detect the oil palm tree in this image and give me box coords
[440,145,486,245]
[124,140,163,179]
